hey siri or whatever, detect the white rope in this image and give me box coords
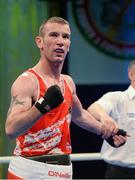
[70,153,101,161]
[0,153,101,164]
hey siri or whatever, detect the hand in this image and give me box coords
[100,117,119,139]
[105,129,128,148]
[35,85,64,114]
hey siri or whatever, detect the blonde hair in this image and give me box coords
[39,16,70,37]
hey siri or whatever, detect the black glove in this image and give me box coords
[105,129,127,148]
[35,85,64,114]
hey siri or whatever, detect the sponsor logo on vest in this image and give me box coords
[48,170,71,178]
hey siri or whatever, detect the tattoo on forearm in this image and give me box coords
[7,95,25,115]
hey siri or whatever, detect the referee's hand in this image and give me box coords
[105,129,130,148]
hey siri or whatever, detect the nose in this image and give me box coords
[56,36,64,46]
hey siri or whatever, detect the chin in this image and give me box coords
[54,58,64,63]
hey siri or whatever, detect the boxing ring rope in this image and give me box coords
[0,153,101,164]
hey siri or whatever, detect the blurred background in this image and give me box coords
[0,0,134,178]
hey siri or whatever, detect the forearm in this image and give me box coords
[72,109,102,135]
[6,84,64,139]
[87,103,109,122]
[5,106,42,139]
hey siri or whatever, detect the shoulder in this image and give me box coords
[11,71,37,95]
[62,74,74,84]
[62,74,76,94]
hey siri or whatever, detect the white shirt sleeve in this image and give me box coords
[96,91,121,115]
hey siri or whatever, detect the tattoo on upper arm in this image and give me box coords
[7,95,25,115]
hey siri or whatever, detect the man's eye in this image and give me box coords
[51,33,58,37]
[63,35,70,39]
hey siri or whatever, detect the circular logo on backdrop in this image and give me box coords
[72,0,135,59]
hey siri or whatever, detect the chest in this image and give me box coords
[33,75,66,103]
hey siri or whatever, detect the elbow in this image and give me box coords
[5,124,16,140]
[5,115,19,139]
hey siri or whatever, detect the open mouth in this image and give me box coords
[55,48,64,54]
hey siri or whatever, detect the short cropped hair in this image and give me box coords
[38,16,70,37]
[128,60,135,71]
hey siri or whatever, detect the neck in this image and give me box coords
[33,59,63,80]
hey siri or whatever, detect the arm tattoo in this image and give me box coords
[7,95,25,116]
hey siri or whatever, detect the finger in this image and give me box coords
[113,135,126,145]
[112,126,119,135]
[101,125,112,139]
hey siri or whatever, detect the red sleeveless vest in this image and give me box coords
[14,69,73,156]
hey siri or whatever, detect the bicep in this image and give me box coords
[7,75,36,117]
[7,92,32,117]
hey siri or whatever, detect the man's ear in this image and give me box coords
[35,36,43,49]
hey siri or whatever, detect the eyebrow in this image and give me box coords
[49,31,70,37]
